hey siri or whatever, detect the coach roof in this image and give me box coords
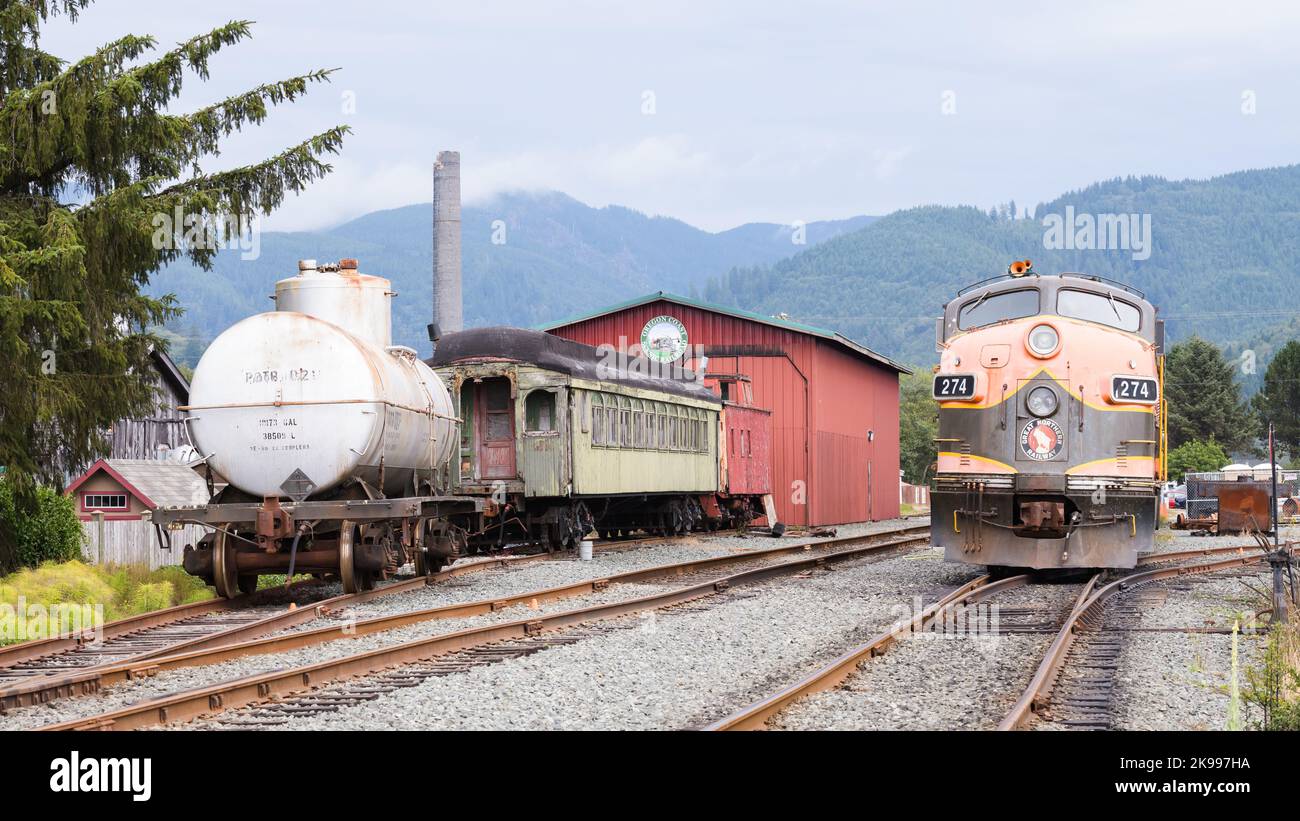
[428,326,721,404]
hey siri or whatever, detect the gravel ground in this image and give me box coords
[188,546,981,730]
[0,518,928,731]
[771,581,1082,730]
[8,518,1282,732]
[1109,560,1278,731]
[1142,524,1300,557]
[304,518,928,627]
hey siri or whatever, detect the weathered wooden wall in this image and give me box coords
[106,372,189,461]
[80,518,203,570]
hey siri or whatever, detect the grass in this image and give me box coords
[900,503,930,517]
[1243,610,1300,730]
[0,560,216,645]
[255,573,314,590]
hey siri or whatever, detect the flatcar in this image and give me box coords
[430,327,774,551]
[930,263,1165,569]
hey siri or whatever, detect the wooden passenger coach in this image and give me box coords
[431,327,772,548]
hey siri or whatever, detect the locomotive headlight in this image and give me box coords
[1026,324,1059,357]
[1026,386,1059,417]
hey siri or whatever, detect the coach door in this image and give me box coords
[474,378,517,480]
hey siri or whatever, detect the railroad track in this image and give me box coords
[705,542,1279,731]
[25,525,931,729]
[997,546,1289,731]
[0,554,552,702]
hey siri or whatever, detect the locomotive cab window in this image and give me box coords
[957,289,1039,330]
[524,391,556,432]
[1057,289,1141,332]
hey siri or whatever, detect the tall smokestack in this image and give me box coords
[432,150,462,339]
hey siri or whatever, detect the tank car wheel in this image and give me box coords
[212,530,242,599]
[413,521,446,577]
[338,521,376,594]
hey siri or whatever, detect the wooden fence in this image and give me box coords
[80,517,205,570]
[900,481,929,507]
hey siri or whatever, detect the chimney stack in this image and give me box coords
[432,150,463,340]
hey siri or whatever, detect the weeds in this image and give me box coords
[0,560,215,645]
[1242,611,1300,730]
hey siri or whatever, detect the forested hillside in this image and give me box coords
[151,191,874,365]
[703,165,1300,370]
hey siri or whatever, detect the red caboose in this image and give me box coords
[709,373,777,527]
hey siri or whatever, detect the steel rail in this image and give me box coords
[703,541,1274,732]
[4,525,927,712]
[703,573,1027,730]
[0,554,538,680]
[0,579,329,670]
[996,550,1280,731]
[36,530,931,730]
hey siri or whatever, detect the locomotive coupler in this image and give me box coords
[256,496,296,552]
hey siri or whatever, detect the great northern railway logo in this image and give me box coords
[1019,418,1064,461]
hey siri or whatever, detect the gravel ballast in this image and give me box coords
[193,546,980,730]
[0,519,930,730]
[3,519,1287,732]
[771,580,1082,730]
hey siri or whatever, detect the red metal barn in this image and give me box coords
[542,292,909,526]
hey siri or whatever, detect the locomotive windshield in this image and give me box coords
[1057,289,1141,332]
[957,288,1039,330]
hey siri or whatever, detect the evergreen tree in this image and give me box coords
[1164,337,1254,451]
[898,369,937,484]
[0,1,347,571]
[1252,340,1300,457]
[1167,438,1229,481]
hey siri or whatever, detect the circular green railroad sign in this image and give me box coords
[641,315,689,363]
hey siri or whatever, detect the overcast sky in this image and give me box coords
[41,1,1300,232]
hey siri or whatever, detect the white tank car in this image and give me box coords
[186,259,456,500]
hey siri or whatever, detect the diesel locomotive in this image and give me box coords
[930,263,1165,570]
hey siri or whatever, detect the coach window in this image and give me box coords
[525,391,556,433]
[624,394,634,446]
[1057,289,1141,332]
[591,395,605,445]
[958,289,1039,330]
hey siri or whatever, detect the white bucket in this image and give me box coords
[578,539,594,561]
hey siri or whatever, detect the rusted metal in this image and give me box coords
[6,527,927,713]
[996,549,1289,730]
[705,540,1276,732]
[255,497,295,549]
[0,580,322,671]
[0,554,543,711]
[1019,500,1065,531]
[1213,482,1271,534]
[704,574,1015,730]
[33,528,929,730]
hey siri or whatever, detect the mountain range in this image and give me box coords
[154,165,1300,381]
[151,192,875,366]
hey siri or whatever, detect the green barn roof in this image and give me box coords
[538,291,910,375]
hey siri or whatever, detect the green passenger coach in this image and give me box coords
[431,327,738,552]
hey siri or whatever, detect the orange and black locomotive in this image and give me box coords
[931,263,1165,569]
